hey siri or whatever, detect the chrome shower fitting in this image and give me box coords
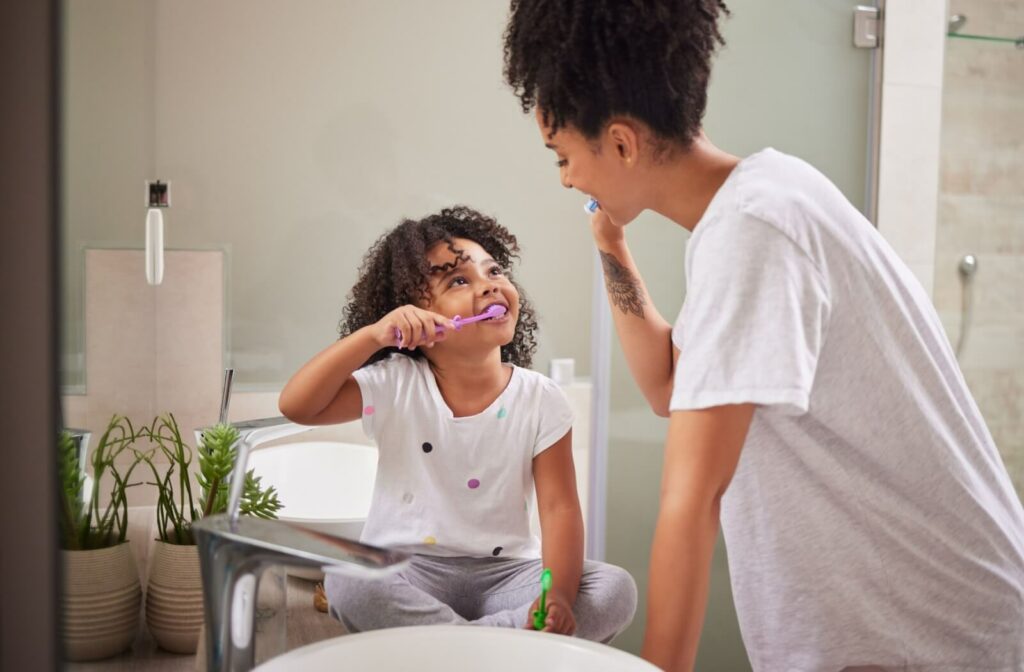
[955,253,978,358]
[948,14,967,33]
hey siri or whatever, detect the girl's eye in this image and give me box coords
[489,266,505,276]
[555,159,567,168]
[448,276,467,288]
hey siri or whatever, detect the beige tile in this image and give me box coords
[62,394,92,430]
[936,194,1024,256]
[85,250,156,422]
[226,391,282,424]
[948,0,1024,38]
[155,251,225,438]
[957,323,1024,371]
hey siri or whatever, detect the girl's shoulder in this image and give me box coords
[354,352,429,389]
[508,366,570,404]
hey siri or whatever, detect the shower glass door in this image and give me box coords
[598,1,880,666]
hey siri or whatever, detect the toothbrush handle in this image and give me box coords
[393,318,460,344]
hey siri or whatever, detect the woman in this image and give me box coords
[502,2,1024,671]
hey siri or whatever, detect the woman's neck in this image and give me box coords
[646,132,741,232]
[427,349,512,417]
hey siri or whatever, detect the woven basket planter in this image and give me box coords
[62,543,141,661]
[145,541,204,654]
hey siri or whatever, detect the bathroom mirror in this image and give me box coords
[60,1,879,667]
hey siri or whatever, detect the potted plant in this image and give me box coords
[136,414,282,654]
[59,415,145,662]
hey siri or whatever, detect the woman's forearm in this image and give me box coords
[641,496,719,671]
[594,237,676,415]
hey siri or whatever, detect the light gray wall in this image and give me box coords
[62,0,156,390]
[63,0,594,392]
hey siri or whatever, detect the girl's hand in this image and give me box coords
[525,590,576,636]
[373,305,455,350]
[589,207,625,247]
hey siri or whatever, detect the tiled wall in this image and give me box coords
[63,249,224,507]
[935,0,1024,496]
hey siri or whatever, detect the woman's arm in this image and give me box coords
[531,430,584,634]
[641,403,755,671]
[591,212,679,417]
[279,305,454,425]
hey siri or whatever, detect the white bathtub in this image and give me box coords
[247,440,378,541]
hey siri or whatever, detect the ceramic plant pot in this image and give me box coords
[145,540,204,654]
[62,543,142,661]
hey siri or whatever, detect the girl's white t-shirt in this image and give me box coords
[352,354,573,559]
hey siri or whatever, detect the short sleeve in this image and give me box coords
[670,214,831,415]
[351,355,415,441]
[533,378,575,457]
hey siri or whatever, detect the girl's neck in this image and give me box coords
[427,348,512,417]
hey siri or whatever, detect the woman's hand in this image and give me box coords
[589,207,625,247]
[372,305,455,350]
[525,589,576,636]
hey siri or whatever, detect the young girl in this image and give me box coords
[279,206,636,641]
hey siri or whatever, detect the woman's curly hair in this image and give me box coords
[340,206,539,369]
[503,0,729,150]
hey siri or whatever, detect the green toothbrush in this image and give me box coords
[531,568,553,630]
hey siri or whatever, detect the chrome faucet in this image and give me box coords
[192,416,409,671]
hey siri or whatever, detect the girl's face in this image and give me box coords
[536,108,646,226]
[421,237,519,351]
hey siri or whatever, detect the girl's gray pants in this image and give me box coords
[324,554,637,644]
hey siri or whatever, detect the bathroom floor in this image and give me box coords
[67,577,347,671]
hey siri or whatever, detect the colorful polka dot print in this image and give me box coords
[423,536,437,545]
[467,478,480,489]
[363,405,375,415]
[492,546,502,556]
[497,407,508,419]
[422,442,433,453]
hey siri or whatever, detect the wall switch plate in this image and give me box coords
[146,180,171,207]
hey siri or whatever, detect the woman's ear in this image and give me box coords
[606,121,639,166]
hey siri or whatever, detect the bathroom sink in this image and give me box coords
[248,440,377,578]
[248,440,377,536]
[253,625,659,671]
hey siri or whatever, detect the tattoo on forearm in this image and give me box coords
[599,251,646,318]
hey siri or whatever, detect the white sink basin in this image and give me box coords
[254,625,658,671]
[248,440,377,539]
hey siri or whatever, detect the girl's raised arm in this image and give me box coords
[279,305,454,425]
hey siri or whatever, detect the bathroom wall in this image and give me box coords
[935,0,1024,496]
[61,0,597,504]
[61,0,594,398]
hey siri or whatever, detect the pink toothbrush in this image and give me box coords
[394,304,507,345]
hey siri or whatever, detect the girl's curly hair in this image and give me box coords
[503,0,729,150]
[340,206,539,369]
